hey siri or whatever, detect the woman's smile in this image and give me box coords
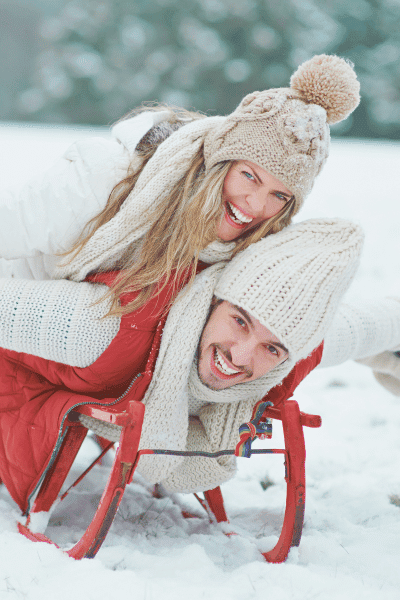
[224,201,254,229]
[217,160,294,242]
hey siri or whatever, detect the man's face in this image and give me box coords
[198,300,289,390]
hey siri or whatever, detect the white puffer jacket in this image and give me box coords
[0,111,169,280]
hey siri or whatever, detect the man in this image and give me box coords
[0,217,399,510]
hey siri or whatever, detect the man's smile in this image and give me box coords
[210,346,248,380]
[197,301,289,390]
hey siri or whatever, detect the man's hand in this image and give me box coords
[356,348,400,396]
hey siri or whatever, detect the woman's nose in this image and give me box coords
[245,190,266,216]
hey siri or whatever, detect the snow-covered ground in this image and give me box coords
[1,123,400,599]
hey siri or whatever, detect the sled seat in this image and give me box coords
[18,398,321,563]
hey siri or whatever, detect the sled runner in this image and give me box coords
[17,392,321,564]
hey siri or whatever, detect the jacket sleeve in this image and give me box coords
[0,277,120,367]
[0,111,173,263]
[320,297,400,368]
[0,136,130,261]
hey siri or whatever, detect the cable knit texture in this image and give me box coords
[79,415,122,441]
[54,55,360,283]
[204,55,360,207]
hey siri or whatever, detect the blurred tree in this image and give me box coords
[14,0,400,139]
[0,1,42,121]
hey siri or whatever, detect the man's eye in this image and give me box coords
[234,316,246,328]
[266,344,279,357]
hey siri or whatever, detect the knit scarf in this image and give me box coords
[53,116,233,282]
[136,263,295,487]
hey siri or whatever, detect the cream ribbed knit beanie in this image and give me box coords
[215,218,364,362]
[204,54,360,211]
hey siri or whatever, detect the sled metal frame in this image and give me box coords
[17,398,321,563]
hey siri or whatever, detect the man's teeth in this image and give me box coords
[228,202,253,225]
[215,348,241,376]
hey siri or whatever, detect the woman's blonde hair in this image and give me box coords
[63,104,296,317]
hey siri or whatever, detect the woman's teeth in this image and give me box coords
[227,202,253,225]
[214,348,241,376]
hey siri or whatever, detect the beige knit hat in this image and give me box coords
[55,55,360,283]
[204,54,360,211]
[215,218,364,362]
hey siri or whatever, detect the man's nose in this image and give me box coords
[230,337,256,368]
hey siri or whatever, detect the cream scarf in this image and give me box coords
[135,263,296,492]
[53,116,234,282]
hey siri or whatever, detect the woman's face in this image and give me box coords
[217,160,294,242]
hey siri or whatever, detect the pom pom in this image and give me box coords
[290,54,360,124]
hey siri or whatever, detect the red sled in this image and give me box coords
[17,390,321,563]
[16,313,322,563]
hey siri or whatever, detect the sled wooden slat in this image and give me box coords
[263,400,307,562]
[195,401,313,563]
[18,400,145,559]
[31,425,88,514]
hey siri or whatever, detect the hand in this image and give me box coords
[356,348,400,396]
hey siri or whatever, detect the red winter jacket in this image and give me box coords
[0,272,323,513]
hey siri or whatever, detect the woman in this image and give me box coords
[0,54,360,316]
[0,217,370,507]
[2,214,400,510]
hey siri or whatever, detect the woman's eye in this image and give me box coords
[275,193,287,202]
[242,171,255,181]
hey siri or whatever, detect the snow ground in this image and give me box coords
[0,123,400,599]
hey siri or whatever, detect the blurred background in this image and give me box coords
[1,0,400,140]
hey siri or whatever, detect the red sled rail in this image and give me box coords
[18,398,321,563]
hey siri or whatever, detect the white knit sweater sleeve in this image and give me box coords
[0,136,130,261]
[320,298,400,368]
[0,278,120,367]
